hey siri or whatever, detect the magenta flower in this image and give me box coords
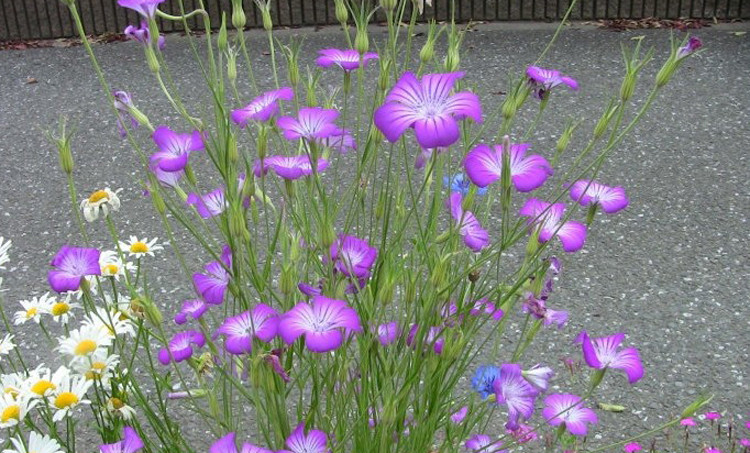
[174,299,208,325]
[569,180,629,214]
[150,126,204,172]
[150,162,184,188]
[451,406,469,424]
[158,330,205,365]
[278,295,362,353]
[522,365,554,393]
[254,155,330,180]
[316,128,357,154]
[415,147,448,169]
[216,304,279,355]
[465,435,506,453]
[329,234,378,278]
[298,282,323,297]
[624,442,643,453]
[739,439,750,447]
[186,188,228,219]
[406,324,445,354]
[117,0,166,18]
[493,364,538,430]
[48,246,101,293]
[506,424,538,444]
[113,91,139,138]
[100,427,144,453]
[542,393,598,436]
[374,71,482,148]
[578,331,644,384]
[375,322,400,346]
[316,49,379,71]
[680,417,697,426]
[470,299,504,320]
[193,246,232,305]
[677,37,702,60]
[231,87,294,126]
[522,293,568,329]
[277,423,330,453]
[124,21,165,49]
[445,192,489,252]
[704,448,722,453]
[526,66,579,100]
[210,433,273,453]
[464,143,553,191]
[519,198,587,253]
[277,107,340,141]
[704,411,722,420]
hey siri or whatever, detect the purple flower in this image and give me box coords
[578,331,644,384]
[451,406,469,424]
[493,364,538,430]
[739,439,750,448]
[193,246,232,305]
[316,49,379,71]
[113,91,139,138]
[210,433,273,453]
[329,234,378,278]
[569,180,629,214]
[677,37,702,60]
[415,147,448,169]
[506,424,538,444]
[446,192,489,252]
[374,71,482,148]
[149,162,184,188]
[231,87,294,126]
[522,364,554,392]
[406,324,444,354]
[465,435,506,453]
[254,155,330,180]
[522,293,568,329]
[150,126,204,172]
[624,442,643,453]
[316,128,357,154]
[469,299,504,320]
[117,0,166,19]
[464,143,552,191]
[519,199,587,253]
[48,246,101,293]
[186,188,228,219]
[375,322,400,345]
[100,427,144,453]
[704,411,721,420]
[216,304,279,355]
[444,173,487,197]
[471,365,501,400]
[277,423,330,453]
[174,299,208,325]
[158,330,205,365]
[263,351,290,382]
[278,295,362,353]
[123,21,165,49]
[680,417,697,426]
[526,66,579,100]
[277,107,340,141]
[542,393,598,436]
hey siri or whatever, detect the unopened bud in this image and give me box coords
[262,8,273,31]
[380,0,396,11]
[334,0,348,24]
[227,134,238,163]
[655,61,674,89]
[218,16,228,52]
[378,59,392,91]
[444,47,460,72]
[231,0,247,29]
[185,164,198,186]
[145,47,160,73]
[501,96,517,121]
[619,72,637,102]
[280,263,297,295]
[354,28,369,54]
[419,39,434,63]
[58,142,74,175]
[227,51,238,82]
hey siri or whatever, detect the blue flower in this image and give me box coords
[444,173,487,197]
[471,365,501,400]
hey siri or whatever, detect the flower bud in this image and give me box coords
[129,107,152,129]
[380,0,396,11]
[227,53,238,82]
[354,28,369,54]
[589,368,607,391]
[655,61,674,89]
[228,202,248,239]
[231,0,247,29]
[218,16,228,52]
[227,133,238,163]
[334,0,348,24]
[57,140,74,175]
[261,7,273,31]
[280,263,297,295]
[444,47,460,72]
[593,102,617,140]
[133,295,163,326]
[619,72,637,102]
[555,124,574,156]
[145,47,160,73]
[150,187,166,214]
[501,96,517,121]
[419,39,434,63]
[378,59,392,91]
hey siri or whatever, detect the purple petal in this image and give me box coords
[413,115,460,149]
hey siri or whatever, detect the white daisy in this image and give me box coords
[73,350,119,385]
[106,397,136,422]
[0,237,10,270]
[48,371,92,422]
[13,293,53,325]
[57,324,113,362]
[98,250,135,280]
[48,293,81,325]
[23,366,69,399]
[118,236,164,258]
[0,335,15,356]
[84,306,136,338]
[3,431,64,453]
[80,187,122,223]
[1,373,25,400]
[0,393,37,429]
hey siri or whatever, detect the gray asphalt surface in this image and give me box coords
[1,22,749,451]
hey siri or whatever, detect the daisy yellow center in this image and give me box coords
[103,264,119,275]
[88,190,109,203]
[30,380,56,395]
[25,308,38,318]
[1,404,20,422]
[51,302,70,316]
[85,362,106,380]
[109,397,124,409]
[130,242,149,253]
[74,339,97,355]
[54,392,79,409]
[4,387,19,398]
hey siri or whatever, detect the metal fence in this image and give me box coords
[2,0,747,41]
